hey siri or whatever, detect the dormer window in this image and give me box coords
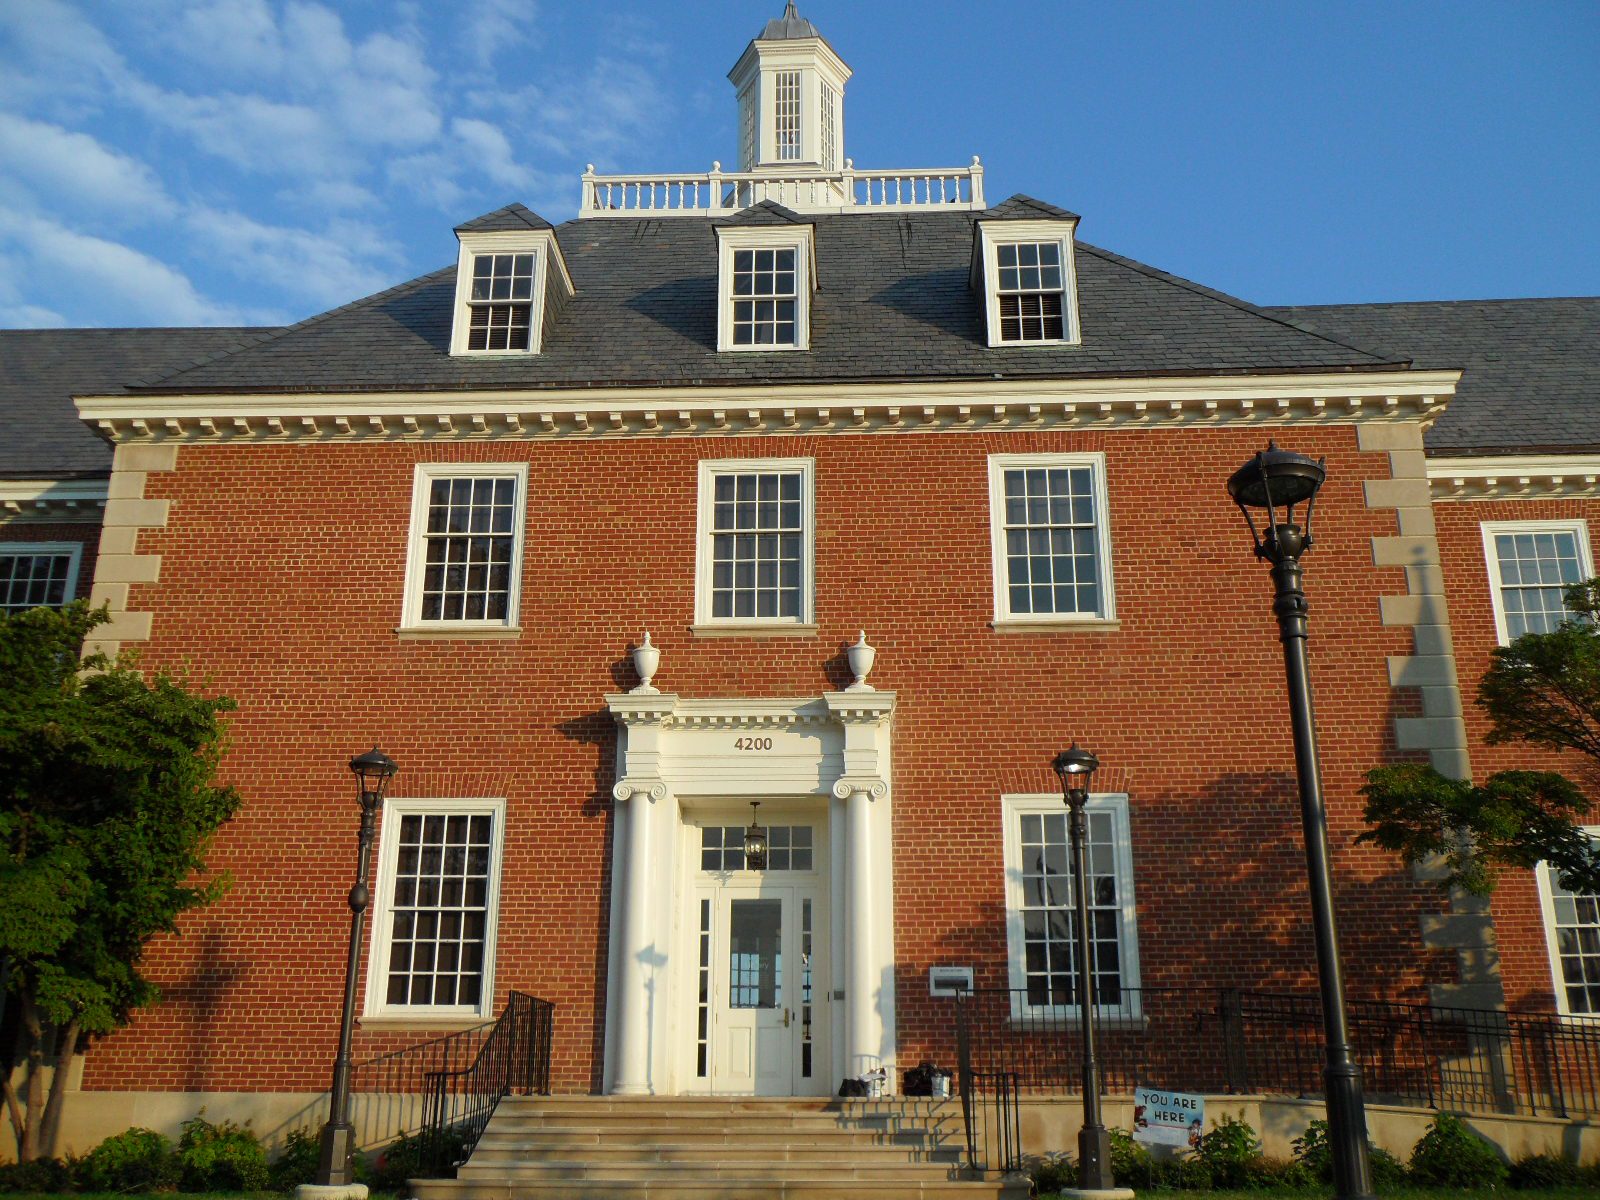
[448,204,573,358]
[733,248,798,345]
[715,215,815,352]
[974,212,1082,349]
[996,242,1065,342]
[467,253,535,351]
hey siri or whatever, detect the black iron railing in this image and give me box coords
[954,992,1022,1174]
[416,991,554,1176]
[946,987,1600,1121]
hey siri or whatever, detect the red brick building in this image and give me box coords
[3,3,1597,1149]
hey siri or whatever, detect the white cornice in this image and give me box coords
[74,370,1458,446]
[1428,454,1600,501]
[0,478,109,522]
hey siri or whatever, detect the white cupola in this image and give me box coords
[727,3,852,172]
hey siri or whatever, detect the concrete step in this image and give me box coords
[413,1178,1029,1200]
[431,1095,1002,1200]
[467,1141,964,1164]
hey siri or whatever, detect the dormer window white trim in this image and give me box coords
[715,224,816,352]
[975,219,1082,349]
[448,229,573,357]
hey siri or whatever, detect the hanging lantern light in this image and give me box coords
[743,801,769,871]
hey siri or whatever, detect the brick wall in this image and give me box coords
[1434,496,1600,1010]
[81,423,1450,1093]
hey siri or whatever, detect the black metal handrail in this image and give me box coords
[954,992,1023,1175]
[946,986,1600,1120]
[418,991,555,1176]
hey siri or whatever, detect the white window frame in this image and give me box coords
[693,457,815,630]
[715,226,814,353]
[1002,792,1141,1021]
[1480,519,1593,646]
[1534,826,1600,1022]
[364,796,507,1020]
[400,462,529,632]
[987,452,1115,628]
[0,541,83,612]
[976,218,1081,349]
[449,230,570,357]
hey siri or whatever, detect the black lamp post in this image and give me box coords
[1226,444,1374,1200]
[314,747,399,1189]
[1052,743,1114,1193]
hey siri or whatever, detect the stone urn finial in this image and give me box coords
[845,630,876,692]
[631,632,660,694]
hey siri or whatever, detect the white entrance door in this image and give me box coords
[689,877,827,1095]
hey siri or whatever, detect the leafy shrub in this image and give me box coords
[1293,1118,1406,1189]
[1368,1145,1409,1189]
[268,1128,323,1193]
[0,1156,78,1194]
[1408,1112,1508,1188]
[369,1128,468,1192]
[1156,1154,1215,1190]
[1509,1151,1582,1188]
[1106,1128,1154,1189]
[1240,1154,1313,1191]
[1027,1150,1077,1194]
[175,1113,269,1193]
[1197,1114,1260,1188]
[82,1127,180,1193]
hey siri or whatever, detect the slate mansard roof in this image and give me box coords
[1269,299,1600,455]
[128,202,1400,396]
[0,326,268,478]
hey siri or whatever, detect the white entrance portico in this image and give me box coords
[602,674,895,1096]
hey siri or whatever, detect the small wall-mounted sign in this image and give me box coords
[928,966,974,997]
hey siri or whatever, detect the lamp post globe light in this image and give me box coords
[1226,444,1374,1200]
[1051,744,1127,1198]
[301,747,399,1200]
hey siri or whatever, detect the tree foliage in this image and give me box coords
[0,602,240,1160]
[1359,578,1600,897]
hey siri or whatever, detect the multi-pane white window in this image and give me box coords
[1536,830,1600,1018]
[775,70,801,161]
[1003,793,1140,1014]
[0,543,81,613]
[739,87,757,169]
[1482,520,1593,644]
[995,242,1066,342]
[695,458,813,626]
[731,249,798,346]
[402,463,528,630]
[366,798,505,1018]
[820,84,838,171]
[700,824,814,872]
[466,253,535,351]
[987,453,1114,624]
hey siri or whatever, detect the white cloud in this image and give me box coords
[169,0,284,75]
[452,118,536,190]
[0,0,128,109]
[0,302,69,328]
[290,179,379,211]
[184,206,397,306]
[0,207,258,326]
[0,114,175,219]
[461,0,537,67]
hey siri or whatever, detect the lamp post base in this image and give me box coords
[1056,1190,1136,1200]
[1077,1123,1116,1193]
[295,1185,369,1200]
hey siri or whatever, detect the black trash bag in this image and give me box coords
[902,1060,938,1096]
[838,1077,870,1097]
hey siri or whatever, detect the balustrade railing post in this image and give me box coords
[1221,988,1248,1094]
[956,994,977,1172]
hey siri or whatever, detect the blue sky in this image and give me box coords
[1,0,1596,329]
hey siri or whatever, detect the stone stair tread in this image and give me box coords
[413,1180,1028,1200]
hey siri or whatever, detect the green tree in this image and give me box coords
[1359,578,1600,897]
[1,603,240,1161]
